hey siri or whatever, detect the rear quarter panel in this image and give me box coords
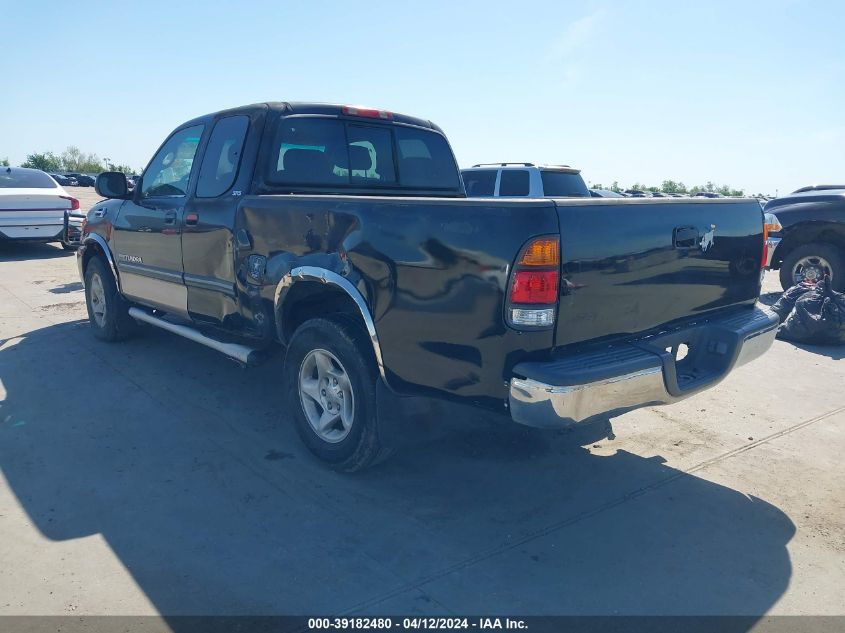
[240,195,559,408]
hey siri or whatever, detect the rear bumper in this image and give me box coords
[509,304,778,428]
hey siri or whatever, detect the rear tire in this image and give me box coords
[284,316,387,472]
[84,257,135,341]
[779,242,845,291]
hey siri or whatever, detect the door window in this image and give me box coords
[196,116,249,197]
[141,125,204,198]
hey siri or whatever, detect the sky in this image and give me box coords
[1,0,843,195]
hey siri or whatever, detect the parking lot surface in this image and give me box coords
[0,195,843,619]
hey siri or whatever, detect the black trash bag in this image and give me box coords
[776,276,845,345]
[771,281,815,323]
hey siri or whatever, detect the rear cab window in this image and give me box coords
[267,116,460,194]
[540,170,590,197]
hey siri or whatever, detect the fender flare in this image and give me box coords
[274,266,387,384]
[81,233,120,284]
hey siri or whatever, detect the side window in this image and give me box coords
[498,170,530,196]
[346,125,396,185]
[196,116,249,198]
[462,170,497,196]
[141,125,204,198]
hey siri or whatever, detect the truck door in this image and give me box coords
[112,124,205,317]
[181,115,250,324]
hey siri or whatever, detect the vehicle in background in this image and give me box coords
[624,189,650,197]
[764,188,845,290]
[792,184,845,194]
[461,163,590,198]
[589,188,625,198]
[78,101,776,471]
[650,191,669,198]
[65,173,96,187]
[126,175,139,190]
[693,192,724,199]
[50,174,78,186]
[0,167,80,250]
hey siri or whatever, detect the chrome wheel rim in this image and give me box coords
[792,256,832,284]
[89,273,107,327]
[298,349,355,443]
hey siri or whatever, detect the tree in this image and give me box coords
[61,146,105,173]
[610,181,621,192]
[21,152,62,172]
[0,157,9,166]
[661,180,687,193]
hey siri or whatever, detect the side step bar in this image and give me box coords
[128,307,263,366]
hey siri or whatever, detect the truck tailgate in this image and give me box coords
[554,198,764,348]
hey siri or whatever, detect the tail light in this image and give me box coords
[762,212,782,268]
[60,195,80,211]
[507,236,560,328]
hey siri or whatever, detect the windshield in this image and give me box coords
[0,169,58,189]
[540,170,589,197]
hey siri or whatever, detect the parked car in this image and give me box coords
[50,174,77,186]
[461,163,590,198]
[624,189,650,197]
[589,188,625,198]
[763,187,845,290]
[791,184,845,194]
[692,192,723,199]
[65,173,96,187]
[126,175,139,189]
[78,101,776,471]
[650,191,669,198]
[0,166,81,249]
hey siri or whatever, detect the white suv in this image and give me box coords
[461,163,590,198]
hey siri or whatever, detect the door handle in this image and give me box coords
[673,226,699,248]
[164,211,177,224]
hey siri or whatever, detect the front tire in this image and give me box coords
[84,257,135,341]
[284,316,386,472]
[779,242,845,291]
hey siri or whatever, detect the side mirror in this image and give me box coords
[95,172,129,199]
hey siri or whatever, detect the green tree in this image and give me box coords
[61,146,105,173]
[661,180,687,193]
[610,180,621,192]
[21,152,62,172]
[0,157,9,167]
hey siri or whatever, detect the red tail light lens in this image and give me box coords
[511,270,559,304]
[60,195,80,210]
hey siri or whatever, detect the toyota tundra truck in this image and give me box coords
[77,102,777,470]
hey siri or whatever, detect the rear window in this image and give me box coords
[268,116,460,191]
[0,169,58,189]
[462,170,497,197]
[499,170,530,196]
[540,170,589,197]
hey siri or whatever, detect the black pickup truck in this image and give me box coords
[763,186,845,290]
[78,102,777,470]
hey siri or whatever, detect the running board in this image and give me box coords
[128,307,263,366]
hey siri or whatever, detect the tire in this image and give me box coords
[284,316,387,472]
[84,257,136,341]
[779,242,845,291]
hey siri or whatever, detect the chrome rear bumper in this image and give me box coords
[509,305,778,428]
